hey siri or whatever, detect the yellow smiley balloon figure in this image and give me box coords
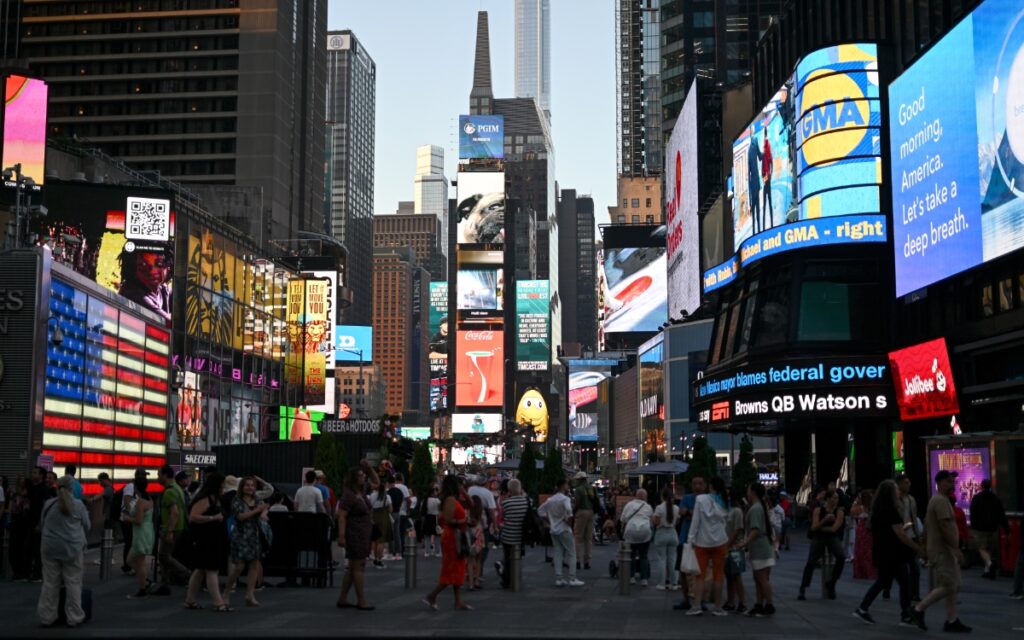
[515,389,549,443]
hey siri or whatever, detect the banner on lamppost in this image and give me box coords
[287,277,329,405]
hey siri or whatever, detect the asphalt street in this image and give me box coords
[1,535,1023,638]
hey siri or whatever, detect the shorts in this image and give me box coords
[694,544,728,583]
[971,529,997,553]
[750,556,776,571]
[932,555,961,593]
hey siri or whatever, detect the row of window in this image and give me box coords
[50,96,237,117]
[23,36,238,56]
[24,16,239,37]
[39,57,238,78]
[621,197,654,209]
[51,77,238,97]
[23,0,239,17]
[54,118,237,138]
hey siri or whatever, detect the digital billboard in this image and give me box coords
[335,325,373,362]
[428,282,448,412]
[37,183,176,322]
[286,278,329,406]
[516,280,550,371]
[639,335,665,460]
[456,172,505,244]
[307,270,337,371]
[515,388,549,442]
[732,77,796,251]
[459,115,505,159]
[666,79,701,320]
[888,338,960,422]
[456,269,502,310]
[277,406,326,440]
[2,75,47,189]
[455,329,504,407]
[890,0,1024,296]
[452,413,503,434]
[600,246,667,334]
[568,359,617,442]
[929,447,991,520]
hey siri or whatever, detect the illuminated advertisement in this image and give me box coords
[888,338,960,421]
[286,278,329,406]
[456,172,505,244]
[929,447,991,519]
[335,325,373,363]
[451,445,503,466]
[516,280,550,371]
[457,269,502,310]
[459,115,505,159]
[639,335,665,460]
[428,282,448,412]
[515,388,549,442]
[600,246,667,334]
[277,405,326,440]
[665,79,702,320]
[2,75,47,189]
[452,413,503,434]
[306,270,336,371]
[455,329,504,407]
[175,371,203,450]
[43,276,169,489]
[37,183,176,323]
[732,77,796,250]
[890,0,1024,296]
[796,43,882,218]
[568,359,617,442]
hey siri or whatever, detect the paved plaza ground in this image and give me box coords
[1,536,1023,638]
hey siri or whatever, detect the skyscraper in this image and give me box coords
[13,0,328,241]
[558,189,598,351]
[514,0,551,118]
[616,0,662,177]
[326,30,376,325]
[374,213,447,281]
[413,144,449,256]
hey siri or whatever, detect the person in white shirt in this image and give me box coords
[620,488,654,586]
[294,470,325,514]
[537,478,584,587]
[686,476,730,617]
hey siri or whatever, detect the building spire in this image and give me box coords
[470,11,493,115]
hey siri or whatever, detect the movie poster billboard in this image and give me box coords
[516,280,550,371]
[456,172,505,244]
[928,447,991,521]
[286,277,329,406]
[455,329,504,408]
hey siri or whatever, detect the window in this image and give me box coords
[981,284,994,317]
[622,199,628,208]
[631,198,640,208]
[999,277,1013,312]
[632,215,640,224]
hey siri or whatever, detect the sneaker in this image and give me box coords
[735,605,748,614]
[685,608,703,616]
[853,608,875,625]
[909,608,928,631]
[494,561,503,577]
[1009,592,1024,600]
[555,578,566,587]
[722,603,736,611]
[656,584,668,591]
[567,579,584,587]
[630,577,636,585]
[900,614,917,628]
[748,605,764,617]
[641,579,648,587]
[711,608,728,617]
[584,563,591,570]
[943,619,972,633]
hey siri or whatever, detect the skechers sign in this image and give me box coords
[694,356,895,425]
[459,115,504,159]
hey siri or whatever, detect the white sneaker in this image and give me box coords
[656,584,667,591]
[630,577,636,585]
[641,579,649,587]
[567,579,585,587]
[686,608,703,616]
[711,608,728,617]
[555,578,567,587]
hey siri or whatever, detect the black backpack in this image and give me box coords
[521,498,547,547]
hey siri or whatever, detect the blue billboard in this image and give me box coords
[889,0,1024,296]
[335,325,373,362]
[459,115,504,159]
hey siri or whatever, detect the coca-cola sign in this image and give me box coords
[888,338,959,421]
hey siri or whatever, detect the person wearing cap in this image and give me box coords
[37,475,91,627]
[906,470,971,633]
[572,471,596,571]
[896,473,922,601]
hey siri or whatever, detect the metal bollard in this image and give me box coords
[618,541,632,596]
[403,529,418,588]
[510,544,522,593]
[820,550,834,598]
[100,528,113,580]
[2,528,10,580]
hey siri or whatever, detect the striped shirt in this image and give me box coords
[500,495,530,545]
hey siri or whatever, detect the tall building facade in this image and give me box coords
[558,189,598,351]
[16,0,327,242]
[514,0,551,118]
[616,0,662,177]
[326,30,376,325]
[373,214,446,281]
[607,176,663,224]
[413,144,449,256]
[372,247,424,419]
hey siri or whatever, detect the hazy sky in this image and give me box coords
[328,0,615,226]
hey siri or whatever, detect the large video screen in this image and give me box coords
[2,75,47,190]
[567,359,617,442]
[335,325,373,363]
[456,269,502,310]
[455,329,504,408]
[515,280,550,371]
[639,335,665,459]
[666,79,701,320]
[428,282,448,411]
[459,115,504,159]
[600,246,667,334]
[456,172,505,244]
[890,0,1024,296]
[452,413,503,434]
[732,77,796,251]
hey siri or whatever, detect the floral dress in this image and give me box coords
[230,496,264,563]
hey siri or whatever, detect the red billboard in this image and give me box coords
[888,338,960,421]
[455,329,504,407]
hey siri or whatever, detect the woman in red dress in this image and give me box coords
[852,490,877,580]
[423,475,472,611]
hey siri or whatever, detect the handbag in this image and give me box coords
[726,548,746,575]
[455,528,472,558]
[680,543,700,575]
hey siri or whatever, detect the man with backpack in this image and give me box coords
[573,472,597,571]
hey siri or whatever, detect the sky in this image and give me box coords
[328,0,615,226]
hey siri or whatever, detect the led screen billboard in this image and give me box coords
[516,280,550,371]
[455,329,504,408]
[600,246,667,334]
[888,338,960,421]
[639,335,665,460]
[665,79,701,320]
[335,325,373,362]
[457,269,502,310]
[286,278,329,406]
[890,0,1024,296]
[2,75,47,189]
[452,413,503,434]
[732,77,796,251]
[568,359,617,442]
[428,283,448,411]
[456,172,505,244]
[459,115,505,159]
[515,388,549,442]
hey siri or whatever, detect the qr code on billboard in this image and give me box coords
[125,197,171,242]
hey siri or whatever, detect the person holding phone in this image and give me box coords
[798,489,846,600]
